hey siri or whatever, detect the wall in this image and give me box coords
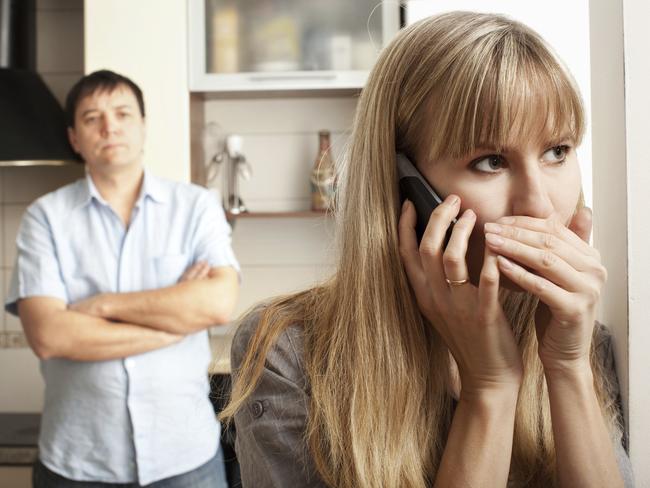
[201,96,355,322]
[621,1,650,484]
[84,0,192,183]
[0,0,85,414]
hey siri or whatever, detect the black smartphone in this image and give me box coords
[397,153,456,244]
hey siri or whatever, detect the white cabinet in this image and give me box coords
[188,0,401,92]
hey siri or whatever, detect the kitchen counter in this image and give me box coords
[0,414,39,466]
[209,333,233,375]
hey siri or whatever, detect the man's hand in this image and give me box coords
[69,261,214,319]
[178,261,211,282]
[69,293,111,318]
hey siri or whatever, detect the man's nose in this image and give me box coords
[100,114,119,135]
[511,164,554,218]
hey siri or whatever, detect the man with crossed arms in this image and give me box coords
[5,70,238,487]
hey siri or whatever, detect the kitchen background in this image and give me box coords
[1,0,648,485]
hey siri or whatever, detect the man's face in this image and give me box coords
[68,85,145,172]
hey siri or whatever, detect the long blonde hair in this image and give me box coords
[223,12,621,488]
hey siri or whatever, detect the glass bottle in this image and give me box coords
[310,130,336,211]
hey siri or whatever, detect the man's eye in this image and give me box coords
[118,112,130,118]
[84,117,97,124]
[541,145,570,164]
[472,155,505,173]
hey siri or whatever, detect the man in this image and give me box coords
[4,70,239,487]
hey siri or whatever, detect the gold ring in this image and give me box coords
[445,278,469,286]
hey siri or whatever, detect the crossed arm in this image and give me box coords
[18,262,239,362]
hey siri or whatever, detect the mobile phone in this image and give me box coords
[397,153,456,244]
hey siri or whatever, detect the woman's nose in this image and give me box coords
[511,166,554,218]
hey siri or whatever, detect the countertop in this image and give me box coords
[0,414,39,466]
[209,333,233,375]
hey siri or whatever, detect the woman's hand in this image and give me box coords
[483,207,605,373]
[398,196,523,398]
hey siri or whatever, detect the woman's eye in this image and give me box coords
[472,155,505,173]
[541,145,570,164]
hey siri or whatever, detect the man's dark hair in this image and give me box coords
[65,70,145,128]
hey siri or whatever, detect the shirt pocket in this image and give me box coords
[153,253,191,288]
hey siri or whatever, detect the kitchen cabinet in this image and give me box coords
[188,0,402,92]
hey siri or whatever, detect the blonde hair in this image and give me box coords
[223,12,621,488]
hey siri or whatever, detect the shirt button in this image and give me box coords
[250,401,264,418]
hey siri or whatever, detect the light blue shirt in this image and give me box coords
[5,169,239,485]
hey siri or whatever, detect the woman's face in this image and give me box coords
[417,135,582,288]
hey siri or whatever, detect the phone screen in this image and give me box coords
[397,153,455,244]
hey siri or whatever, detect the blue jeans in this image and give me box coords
[33,448,228,488]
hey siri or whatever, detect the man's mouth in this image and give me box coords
[102,143,125,150]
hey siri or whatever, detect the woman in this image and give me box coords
[222,11,634,488]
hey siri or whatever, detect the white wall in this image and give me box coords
[83,0,191,183]
[621,0,650,484]
[590,0,650,483]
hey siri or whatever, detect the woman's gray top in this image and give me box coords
[230,312,635,487]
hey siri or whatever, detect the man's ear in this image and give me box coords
[141,119,146,152]
[67,126,80,153]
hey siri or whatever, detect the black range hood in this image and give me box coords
[0,0,78,167]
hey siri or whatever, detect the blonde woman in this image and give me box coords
[223,11,634,488]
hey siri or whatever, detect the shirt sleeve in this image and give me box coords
[191,189,240,276]
[230,310,326,488]
[4,202,68,316]
[594,323,636,488]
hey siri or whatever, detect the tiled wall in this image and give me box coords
[204,96,357,326]
[0,0,84,412]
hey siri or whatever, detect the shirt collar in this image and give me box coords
[74,167,168,208]
[140,169,168,204]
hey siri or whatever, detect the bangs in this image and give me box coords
[425,29,584,161]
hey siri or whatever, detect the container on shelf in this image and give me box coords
[189,0,401,93]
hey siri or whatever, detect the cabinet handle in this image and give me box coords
[247,73,338,82]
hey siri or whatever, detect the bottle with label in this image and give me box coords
[310,130,336,211]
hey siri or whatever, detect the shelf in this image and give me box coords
[225,210,330,220]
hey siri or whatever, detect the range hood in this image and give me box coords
[0,0,78,167]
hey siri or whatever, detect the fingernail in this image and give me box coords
[498,216,515,224]
[448,195,459,206]
[401,200,409,213]
[484,223,502,234]
[485,233,504,246]
[497,255,512,269]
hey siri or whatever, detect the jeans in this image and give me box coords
[33,448,228,488]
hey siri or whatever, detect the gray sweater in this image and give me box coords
[231,312,635,487]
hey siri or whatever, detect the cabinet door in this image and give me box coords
[405,1,593,207]
[188,0,400,92]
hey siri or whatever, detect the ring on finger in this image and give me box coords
[445,277,469,286]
